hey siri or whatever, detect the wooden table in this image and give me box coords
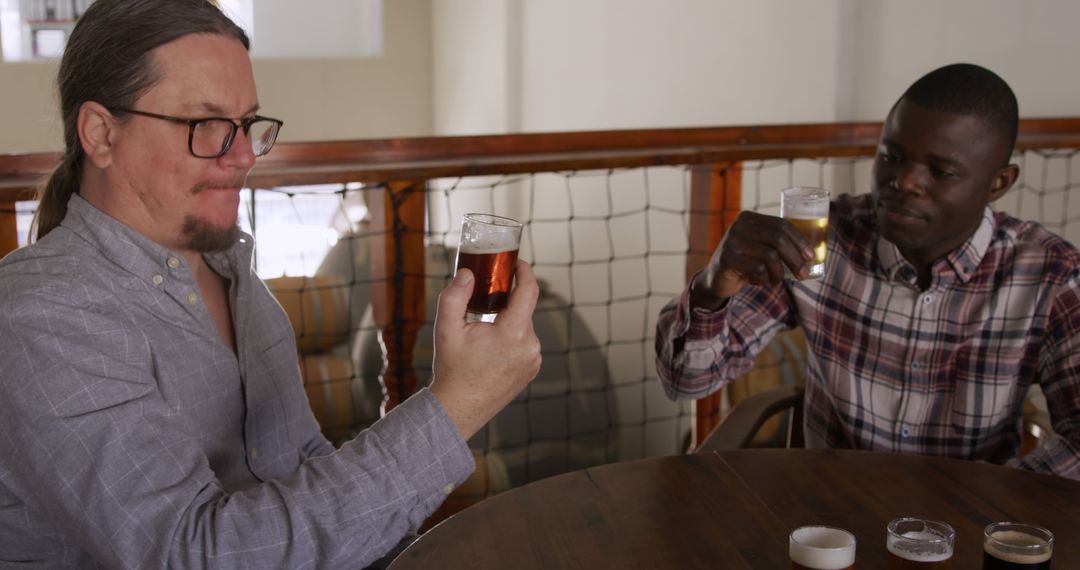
[389,449,1080,569]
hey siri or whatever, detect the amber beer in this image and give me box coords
[456,247,519,314]
[789,526,856,570]
[455,213,524,323]
[982,523,1053,570]
[886,518,955,570]
[780,187,830,280]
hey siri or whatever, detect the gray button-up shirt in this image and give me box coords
[0,195,473,568]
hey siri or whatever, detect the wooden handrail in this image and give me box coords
[4,118,1080,453]
[4,118,1080,199]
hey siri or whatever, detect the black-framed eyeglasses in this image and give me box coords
[110,108,284,159]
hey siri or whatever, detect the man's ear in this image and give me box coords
[77,101,117,169]
[989,163,1020,203]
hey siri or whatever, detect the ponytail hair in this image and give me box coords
[32,135,84,241]
[30,0,249,241]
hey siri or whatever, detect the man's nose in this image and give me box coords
[219,129,257,170]
[893,164,927,195]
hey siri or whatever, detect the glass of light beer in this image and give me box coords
[780,186,830,280]
[983,522,1053,569]
[886,517,955,569]
[455,213,523,323]
[789,525,856,570]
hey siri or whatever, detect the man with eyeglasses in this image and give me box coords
[0,0,542,568]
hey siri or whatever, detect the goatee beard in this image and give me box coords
[181,216,240,253]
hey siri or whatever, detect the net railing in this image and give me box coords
[4,122,1080,517]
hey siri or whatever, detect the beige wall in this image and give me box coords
[432,0,519,135]
[0,61,62,153]
[0,0,433,154]
[254,0,432,144]
[433,0,1080,136]
[517,0,846,132]
[851,0,1080,120]
[8,1,1079,154]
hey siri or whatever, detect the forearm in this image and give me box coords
[655,276,792,401]
[168,389,474,568]
[1,385,471,569]
[1015,282,1080,481]
[1007,434,1080,481]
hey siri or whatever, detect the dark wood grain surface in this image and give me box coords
[390,449,1080,569]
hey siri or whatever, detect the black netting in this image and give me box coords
[10,148,1080,506]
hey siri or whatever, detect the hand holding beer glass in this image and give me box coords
[886,517,955,569]
[455,213,523,323]
[982,522,1053,569]
[789,525,856,570]
[780,186,830,280]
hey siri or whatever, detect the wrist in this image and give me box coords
[689,271,729,312]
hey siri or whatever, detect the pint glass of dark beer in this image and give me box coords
[455,213,523,323]
[982,522,1053,569]
[780,186,830,280]
[886,517,955,569]
[789,525,856,570]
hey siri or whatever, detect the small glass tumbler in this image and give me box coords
[780,186,830,280]
[454,213,523,323]
[983,522,1053,569]
[789,525,856,570]
[886,517,955,569]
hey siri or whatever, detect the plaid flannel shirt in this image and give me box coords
[656,193,1080,480]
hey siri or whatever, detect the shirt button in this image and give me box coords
[250,447,258,460]
[901,427,911,438]
[152,274,164,285]
[912,361,920,369]
[167,257,181,269]
[442,483,455,495]
[187,292,198,305]
[922,294,933,305]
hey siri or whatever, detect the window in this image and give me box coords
[1,0,382,62]
[0,0,94,62]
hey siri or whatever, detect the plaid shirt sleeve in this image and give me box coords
[655,272,797,401]
[1006,271,1080,479]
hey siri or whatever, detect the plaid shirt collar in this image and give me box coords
[875,205,997,286]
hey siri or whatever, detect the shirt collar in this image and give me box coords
[62,193,254,283]
[876,206,996,285]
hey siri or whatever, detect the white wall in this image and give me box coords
[518,0,846,131]
[434,0,850,135]
[432,0,519,134]
[249,0,382,59]
[8,1,1078,152]
[852,1,1080,120]
[434,0,1080,136]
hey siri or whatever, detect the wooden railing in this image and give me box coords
[5,118,1080,446]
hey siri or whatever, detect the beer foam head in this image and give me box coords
[789,526,856,570]
[459,242,518,255]
[459,213,523,253]
[781,186,830,220]
[985,530,1052,564]
[887,531,953,562]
